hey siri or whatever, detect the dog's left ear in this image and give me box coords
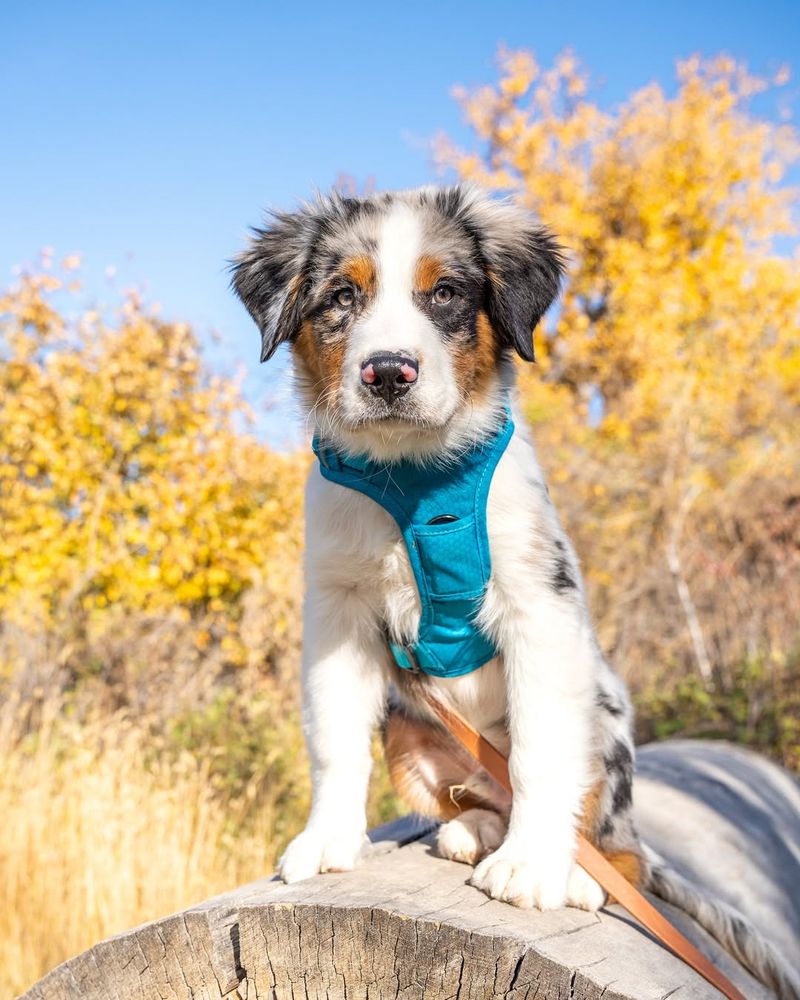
[230,204,322,363]
[460,189,565,362]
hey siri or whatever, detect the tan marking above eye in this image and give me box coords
[414,254,446,293]
[340,255,376,295]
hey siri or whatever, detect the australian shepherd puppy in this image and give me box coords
[231,184,797,997]
[232,183,638,911]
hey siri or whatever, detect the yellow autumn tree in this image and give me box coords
[442,52,800,758]
[0,266,307,708]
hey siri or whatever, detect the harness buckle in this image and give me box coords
[383,624,421,675]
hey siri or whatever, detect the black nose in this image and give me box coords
[360,352,419,404]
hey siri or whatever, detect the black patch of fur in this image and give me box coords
[605,739,633,774]
[484,228,565,362]
[598,816,615,841]
[434,186,465,220]
[230,206,325,362]
[552,555,577,594]
[611,773,633,814]
[338,196,379,222]
[596,689,624,718]
[412,278,483,342]
[604,740,634,815]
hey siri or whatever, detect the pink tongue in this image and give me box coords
[399,363,418,383]
[361,363,376,384]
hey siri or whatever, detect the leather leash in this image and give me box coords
[421,689,748,1000]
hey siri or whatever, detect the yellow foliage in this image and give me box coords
[441,52,800,684]
[0,272,307,679]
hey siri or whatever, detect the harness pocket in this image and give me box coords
[413,516,487,600]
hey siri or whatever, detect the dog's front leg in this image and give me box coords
[470,596,597,910]
[279,584,388,884]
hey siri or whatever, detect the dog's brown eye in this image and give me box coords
[334,288,355,308]
[433,285,454,305]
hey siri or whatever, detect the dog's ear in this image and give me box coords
[230,205,322,363]
[458,188,565,362]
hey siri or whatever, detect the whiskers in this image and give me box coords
[299,372,509,471]
[303,379,346,443]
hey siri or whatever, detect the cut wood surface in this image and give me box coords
[20,740,800,1000]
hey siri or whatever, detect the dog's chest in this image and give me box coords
[335,489,422,638]
[309,439,539,652]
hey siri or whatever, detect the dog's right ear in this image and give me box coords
[230,206,321,363]
[451,185,566,363]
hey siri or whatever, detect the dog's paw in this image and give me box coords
[437,809,506,865]
[278,826,368,884]
[470,840,572,910]
[565,862,606,911]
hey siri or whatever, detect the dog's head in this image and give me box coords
[231,184,564,458]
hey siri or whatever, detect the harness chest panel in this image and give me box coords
[312,414,514,678]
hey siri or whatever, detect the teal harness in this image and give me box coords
[312,411,514,678]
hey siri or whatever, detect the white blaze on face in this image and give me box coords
[339,202,461,427]
[353,204,422,359]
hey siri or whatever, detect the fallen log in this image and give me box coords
[20,740,800,999]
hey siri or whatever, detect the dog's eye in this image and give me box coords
[333,288,355,308]
[433,284,455,305]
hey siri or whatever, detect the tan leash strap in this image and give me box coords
[422,690,748,1000]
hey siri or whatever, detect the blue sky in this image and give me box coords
[2,1,798,444]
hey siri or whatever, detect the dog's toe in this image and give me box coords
[279,827,367,883]
[566,862,606,911]
[279,830,323,883]
[470,840,571,910]
[320,831,369,873]
[437,809,506,865]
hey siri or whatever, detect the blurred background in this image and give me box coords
[1,2,798,994]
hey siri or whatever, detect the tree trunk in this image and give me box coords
[20,740,800,1000]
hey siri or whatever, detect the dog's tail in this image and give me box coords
[644,846,800,1000]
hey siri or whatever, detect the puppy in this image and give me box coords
[232,183,638,911]
[231,184,799,996]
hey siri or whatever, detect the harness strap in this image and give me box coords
[420,689,748,1000]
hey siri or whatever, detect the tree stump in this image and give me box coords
[20,740,800,999]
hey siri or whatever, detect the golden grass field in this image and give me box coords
[0,686,401,996]
[0,699,281,992]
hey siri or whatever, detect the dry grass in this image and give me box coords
[0,697,288,999]
[0,676,399,999]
